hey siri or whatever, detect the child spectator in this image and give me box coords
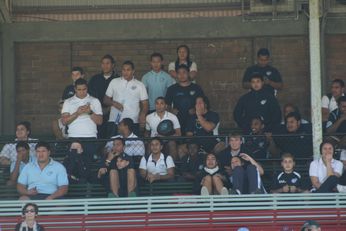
[199,153,229,196]
[271,153,307,193]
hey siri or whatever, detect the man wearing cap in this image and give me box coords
[234,73,281,133]
[242,48,283,96]
[301,220,321,231]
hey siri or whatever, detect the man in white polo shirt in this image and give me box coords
[139,138,175,183]
[104,60,149,137]
[61,78,103,161]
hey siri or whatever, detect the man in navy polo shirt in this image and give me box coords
[17,142,68,200]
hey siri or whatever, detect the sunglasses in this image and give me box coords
[24,209,35,214]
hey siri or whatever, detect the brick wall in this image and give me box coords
[15,36,315,135]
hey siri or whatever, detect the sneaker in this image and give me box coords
[337,184,346,193]
[220,187,229,195]
[201,186,209,196]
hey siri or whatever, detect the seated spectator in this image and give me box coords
[145,97,181,160]
[139,138,175,183]
[105,118,145,160]
[15,203,45,231]
[165,64,204,134]
[108,138,136,197]
[337,149,346,192]
[186,96,225,153]
[218,133,264,194]
[322,79,345,122]
[7,142,33,186]
[199,153,229,196]
[63,141,92,184]
[61,78,103,161]
[62,66,85,100]
[51,100,68,140]
[234,73,281,133]
[326,96,346,148]
[242,48,283,96]
[244,116,270,159]
[0,121,36,167]
[181,143,204,181]
[309,141,343,193]
[269,112,313,158]
[142,53,175,113]
[271,153,307,193]
[281,103,309,125]
[17,142,68,200]
[168,45,198,82]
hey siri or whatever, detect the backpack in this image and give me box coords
[144,154,168,168]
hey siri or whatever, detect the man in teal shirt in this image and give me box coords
[142,53,175,113]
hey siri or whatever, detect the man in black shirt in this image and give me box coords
[181,143,204,181]
[88,54,119,138]
[165,64,204,134]
[242,48,283,96]
[62,66,85,100]
[234,73,282,133]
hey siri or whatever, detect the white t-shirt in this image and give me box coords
[309,158,343,184]
[105,133,145,157]
[340,149,346,161]
[139,153,175,175]
[321,94,344,112]
[146,111,180,137]
[62,94,103,138]
[168,61,197,73]
[105,77,148,123]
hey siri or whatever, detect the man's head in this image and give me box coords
[101,54,115,75]
[16,141,30,161]
[69,141,83,154]
[195,96,210,112]
[155,97,167,113]
[112,138,125,154]
[285,111,301,133]
[16,121,31,140]
[250,73,264,91]
[176,64,190,84]
[300,220,321,231]
[229,133,243,151]
[231,156,243,170]
[331,79,345,98]
[283,103,300,118]
[187,143,199,157]
[71,66,84,82]
[150,138,163,155]
[150,52,163,72]
[251,116,264,134]
[337,95,346,114]
[281,153,295,173]
[205,153,218,169]
[74,78,88,99]
[257,48,270,67]
[122,60,135,81]
[176,45,190,62]
[118,118,134,136]
[35,142,51,164]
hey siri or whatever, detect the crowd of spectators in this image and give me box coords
[0,46,346,199]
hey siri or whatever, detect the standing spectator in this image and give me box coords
[61,78,103,161]
[142,53,175,113]
[0,121,37,167]
[199,153,229,196]
[63,141,92,184]
[15,203,45,231]
[168,45,198,82]
[108,138,137,197]
[61,66,85,100]
[139,138,175,183]
[7,142,33,186]
[234,73,281,133]
[242,48,283,96]
[270,112,312,158]
[89,54,119,138]
[309,141,343,193]
[17,142,68,200]
[326,95,346,134]
[322,79,345,122]
[104,60,148,136]
[271,153,307,193]
[165,64,204,134]
[186,95,225,153]
[244,117,270,159]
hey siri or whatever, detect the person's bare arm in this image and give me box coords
[327,115,346,134]
[310,176,321,189]
[46,185,68,200]
[158,168,175,181]
[9,160,22,183]
[266,133,280,158]
[90,113,103,125]
[103,96,123,111]
[52,120,64,140]
[174,128,181,136]
[62,110,82,126]
[139,169,147,180]
[196,114,216,132]
[240,153,264,175]
[139,100,149,127]
[17,183,37,196]
[322,108,330,122]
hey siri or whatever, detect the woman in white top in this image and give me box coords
[309,141,343,193]
[168,45,198,82]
